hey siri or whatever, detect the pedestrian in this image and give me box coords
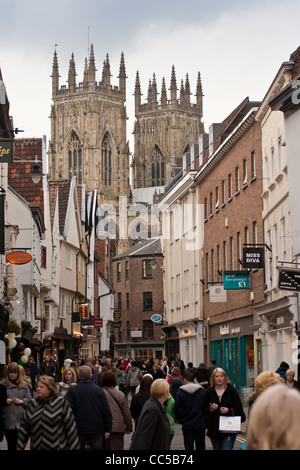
[247,384,300,450]
[275,361,290,381]
[150,363,165,381]
[195,363,210,389]
[66,365,112,450]
[17,375,79,450]
[160,356,170,378]
[39,355,57,379]
[167,366,182,399]
[186,362,197,381]
[130,375,153,427]
[110,362,123,388]
[50,354,59,381]
[101,371,132,450]
[118,366,127,395]
[246,371,283,413]
[175,353,186,374]
[93,363,102,385]
[129,378,171,450]
[208,359,217,378]
[1,362,32,450]
[285,368,300,391]
[120,358,131,375]
[174,370,207,450]
[102,357,113,373]
[56,367,77,398]
[164,392,175,444]
[126,361,142,398]
[203,367,245,450]
[26,357,37,392]
[0,382,6,444]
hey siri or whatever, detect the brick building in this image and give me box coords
[111,237,164,360]
[195,97,265,391]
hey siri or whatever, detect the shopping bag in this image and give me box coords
[219,415,241,433]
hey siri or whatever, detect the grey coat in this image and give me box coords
[129,396,171,450]
[2,380,32,430]
[126,366,142,387]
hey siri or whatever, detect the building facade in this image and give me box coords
[112,237,164,360]
[48,46,130,203]
[255,49,299,375]
[196,98,265,391]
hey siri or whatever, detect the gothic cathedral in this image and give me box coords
[48,45,130,205]
[48,45,204,250]
[132,67,204,189]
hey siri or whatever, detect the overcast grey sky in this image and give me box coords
[1,0,300,152]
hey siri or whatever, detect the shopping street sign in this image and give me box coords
[278,268,300,292]
[223,271,250,290]
[0,138,13,163]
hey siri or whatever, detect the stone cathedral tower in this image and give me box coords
[132,66,204,189]
[48,45,130,206]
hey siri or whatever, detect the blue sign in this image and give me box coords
[151,314,162,323]
[222,271,250,290]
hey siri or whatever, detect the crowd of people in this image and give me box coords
[0,354,299,451]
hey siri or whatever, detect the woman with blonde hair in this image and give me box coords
[247,371,283,412]
[56,367,77,397]
[203,367,245,450]
[247,384,300,450]
[17,375,79,450]
[1,362,32,450]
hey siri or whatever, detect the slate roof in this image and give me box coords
[113,237,162,261]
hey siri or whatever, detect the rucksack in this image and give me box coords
[170,377,182,397]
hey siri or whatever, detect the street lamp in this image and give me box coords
[29,159,44,184]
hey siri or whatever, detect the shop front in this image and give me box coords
[209,315,254,398]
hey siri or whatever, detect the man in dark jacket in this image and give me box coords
[174,371,207,450]
[66,365,112,450]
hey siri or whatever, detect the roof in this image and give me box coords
[113,237,162,261]
[8,138,45,221]
[131,186,165,205]
[198,97,261,167]
[49,180,71,235]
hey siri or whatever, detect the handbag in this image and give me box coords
[219,415,241,433]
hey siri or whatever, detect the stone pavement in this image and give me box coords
[0,419,248,451]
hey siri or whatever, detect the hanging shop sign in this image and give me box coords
[78,304,89,319]
[151,314,162,323]
[93,318,103,328]
[278,268,300,292]
[209,285,227,302]
[0,138,13,163]
[242,246,264,268]
[222,271,250,289]
[6,251,32,265]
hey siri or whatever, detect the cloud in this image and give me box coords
[1,0,300,148]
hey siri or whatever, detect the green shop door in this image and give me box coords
[210,340,222,367]
[224,337,239,390]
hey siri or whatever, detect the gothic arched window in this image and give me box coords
[151,145,165,186]
[101,132,112,186]
[68,131,83,183]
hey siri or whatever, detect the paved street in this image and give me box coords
[0,420,247,451]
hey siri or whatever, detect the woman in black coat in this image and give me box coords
[129,379,171,450]
[203,367,245,450]
[130,375,153,427]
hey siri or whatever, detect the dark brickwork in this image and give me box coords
[200,118,265,336]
